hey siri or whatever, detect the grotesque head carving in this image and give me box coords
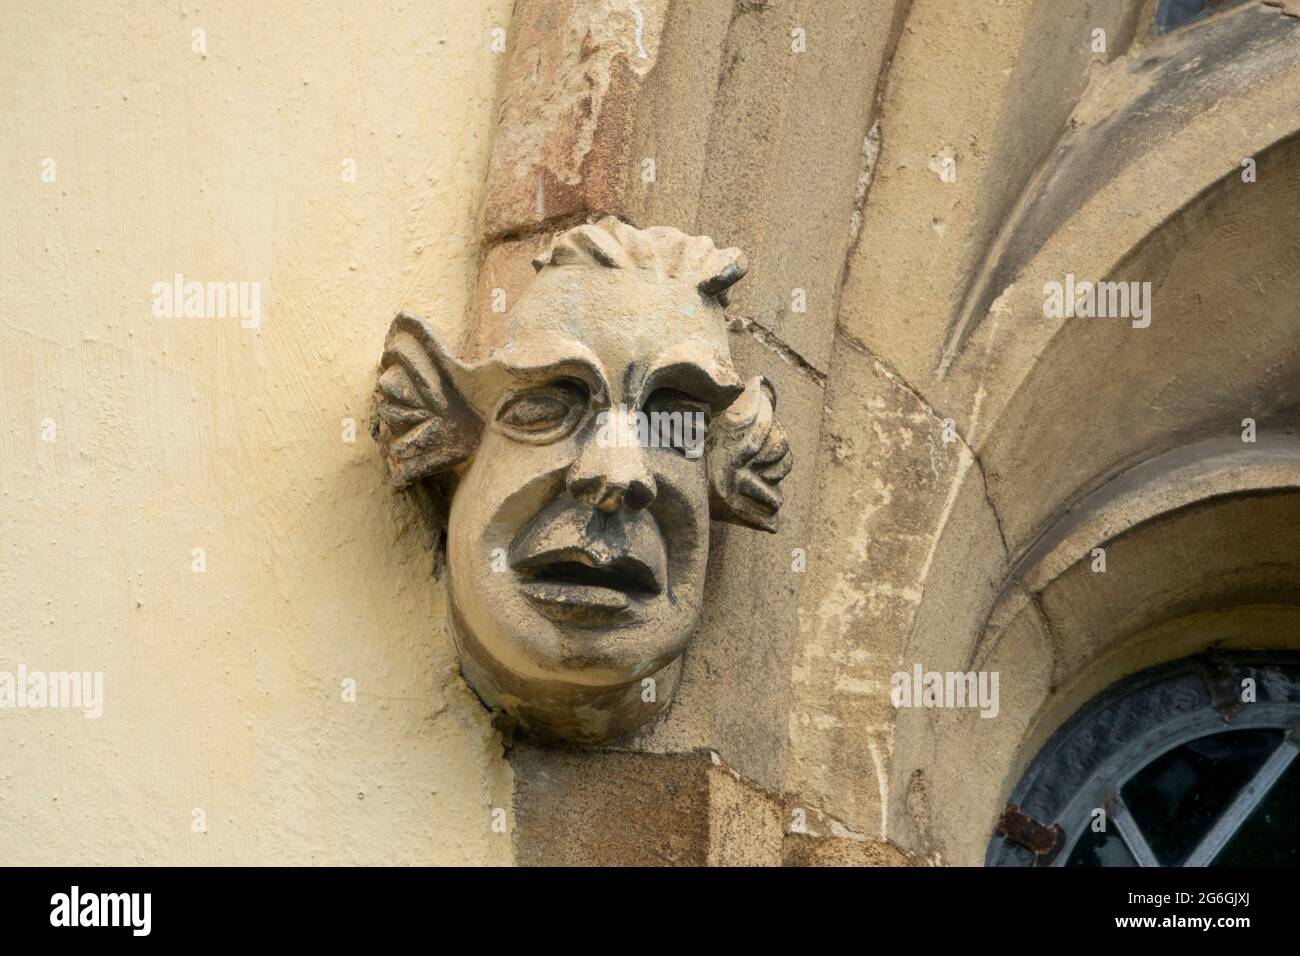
[372,217,791,743]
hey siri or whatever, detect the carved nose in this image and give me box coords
[567,446,657,514]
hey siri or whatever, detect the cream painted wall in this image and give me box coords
[0,0,514,864]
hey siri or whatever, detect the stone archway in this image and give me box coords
[885,60,1300,866]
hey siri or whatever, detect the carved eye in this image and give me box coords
[644,388,709,418]
[642,388,711,457]
[496,381,588,442]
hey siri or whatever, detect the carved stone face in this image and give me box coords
[373,219,791,743]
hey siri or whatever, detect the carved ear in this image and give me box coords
[372,311,482,488]
[706,376,792,533]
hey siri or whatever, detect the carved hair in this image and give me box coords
[531,216,749,307]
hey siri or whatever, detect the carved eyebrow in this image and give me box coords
[640,360,745,414]
[475,356,608,407]
[508,358,602,387]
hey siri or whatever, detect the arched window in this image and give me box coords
[987,653,1300,866]
[1154,0,1250,34]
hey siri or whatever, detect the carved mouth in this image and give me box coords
[513,548,663,625]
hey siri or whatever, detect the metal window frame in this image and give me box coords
[987,651,1300,867]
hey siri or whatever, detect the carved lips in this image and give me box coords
[509,500,668,627]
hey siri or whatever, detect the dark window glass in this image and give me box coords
[1066,827,1137,867]
[1120,729,1281,865]
[1155,0,1250,33]
[986,653,1300,868]
[1213,756,1300,866]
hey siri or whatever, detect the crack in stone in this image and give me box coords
[1027,587,1065,691]
[728,315,828,387]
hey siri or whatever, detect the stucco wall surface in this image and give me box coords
[0,0,514,864]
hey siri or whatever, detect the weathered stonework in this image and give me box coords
[511,748,786,865]
[482,0,668,238]
[373,218,791,743]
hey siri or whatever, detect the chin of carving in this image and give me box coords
[372,218,792,744]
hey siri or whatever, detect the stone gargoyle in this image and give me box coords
[372,217,791,743]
